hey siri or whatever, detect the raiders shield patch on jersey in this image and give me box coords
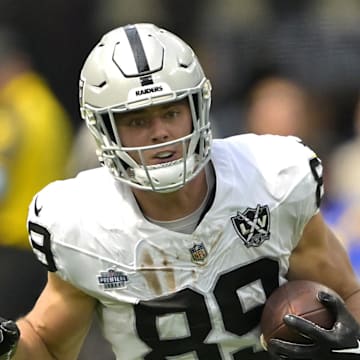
[231,204,270,247]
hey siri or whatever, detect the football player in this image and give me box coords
[1,23,360,360]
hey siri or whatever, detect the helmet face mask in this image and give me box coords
[79,23,212,192]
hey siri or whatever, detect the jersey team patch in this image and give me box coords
[97,268,129,290]
[231,204,271,247]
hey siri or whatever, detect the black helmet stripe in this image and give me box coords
[124,25,154,86]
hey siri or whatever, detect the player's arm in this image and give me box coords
[289,212,360,306]
[11,272,96,360]
[268,212,360,359]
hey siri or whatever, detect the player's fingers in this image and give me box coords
[283,314,326,341]
[268,338,316,358]
[318,291,346,318]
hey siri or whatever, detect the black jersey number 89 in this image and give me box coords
[134,258,279,359]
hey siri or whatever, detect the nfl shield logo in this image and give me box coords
[231,204,271,247]
[189,242,208,263]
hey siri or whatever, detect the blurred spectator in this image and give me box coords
[327,96,360,199]
[212,70,329,159]
[247,73,336,157]
[244,75,315,139]
[0,27,73,318]
[323,95,360,277]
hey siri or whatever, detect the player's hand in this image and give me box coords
[267,291,360,359]
[0,318,20,359]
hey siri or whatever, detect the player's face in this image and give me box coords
[114,99,192,165]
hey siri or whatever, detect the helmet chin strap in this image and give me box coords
[133,154,197,192]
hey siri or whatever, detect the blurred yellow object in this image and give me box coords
[0,72,73,247]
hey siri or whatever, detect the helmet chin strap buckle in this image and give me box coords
[133,155,197,192]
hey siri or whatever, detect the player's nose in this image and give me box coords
[150,117,169,143]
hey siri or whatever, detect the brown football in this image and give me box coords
[260,280,339,347]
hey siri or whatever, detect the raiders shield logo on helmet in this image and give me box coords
[231,204,270,247]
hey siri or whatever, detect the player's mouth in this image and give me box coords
[152,149,178,164]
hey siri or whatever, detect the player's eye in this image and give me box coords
[128,118,148,127]
[117,116,149,128]
[164,109,180,119]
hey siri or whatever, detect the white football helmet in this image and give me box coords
[79,23,212,192]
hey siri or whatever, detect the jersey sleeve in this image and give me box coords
[279,136,324,238]
[225,134,324,213]
[27,179,78,281]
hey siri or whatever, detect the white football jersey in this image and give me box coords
[27,134,323,360]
